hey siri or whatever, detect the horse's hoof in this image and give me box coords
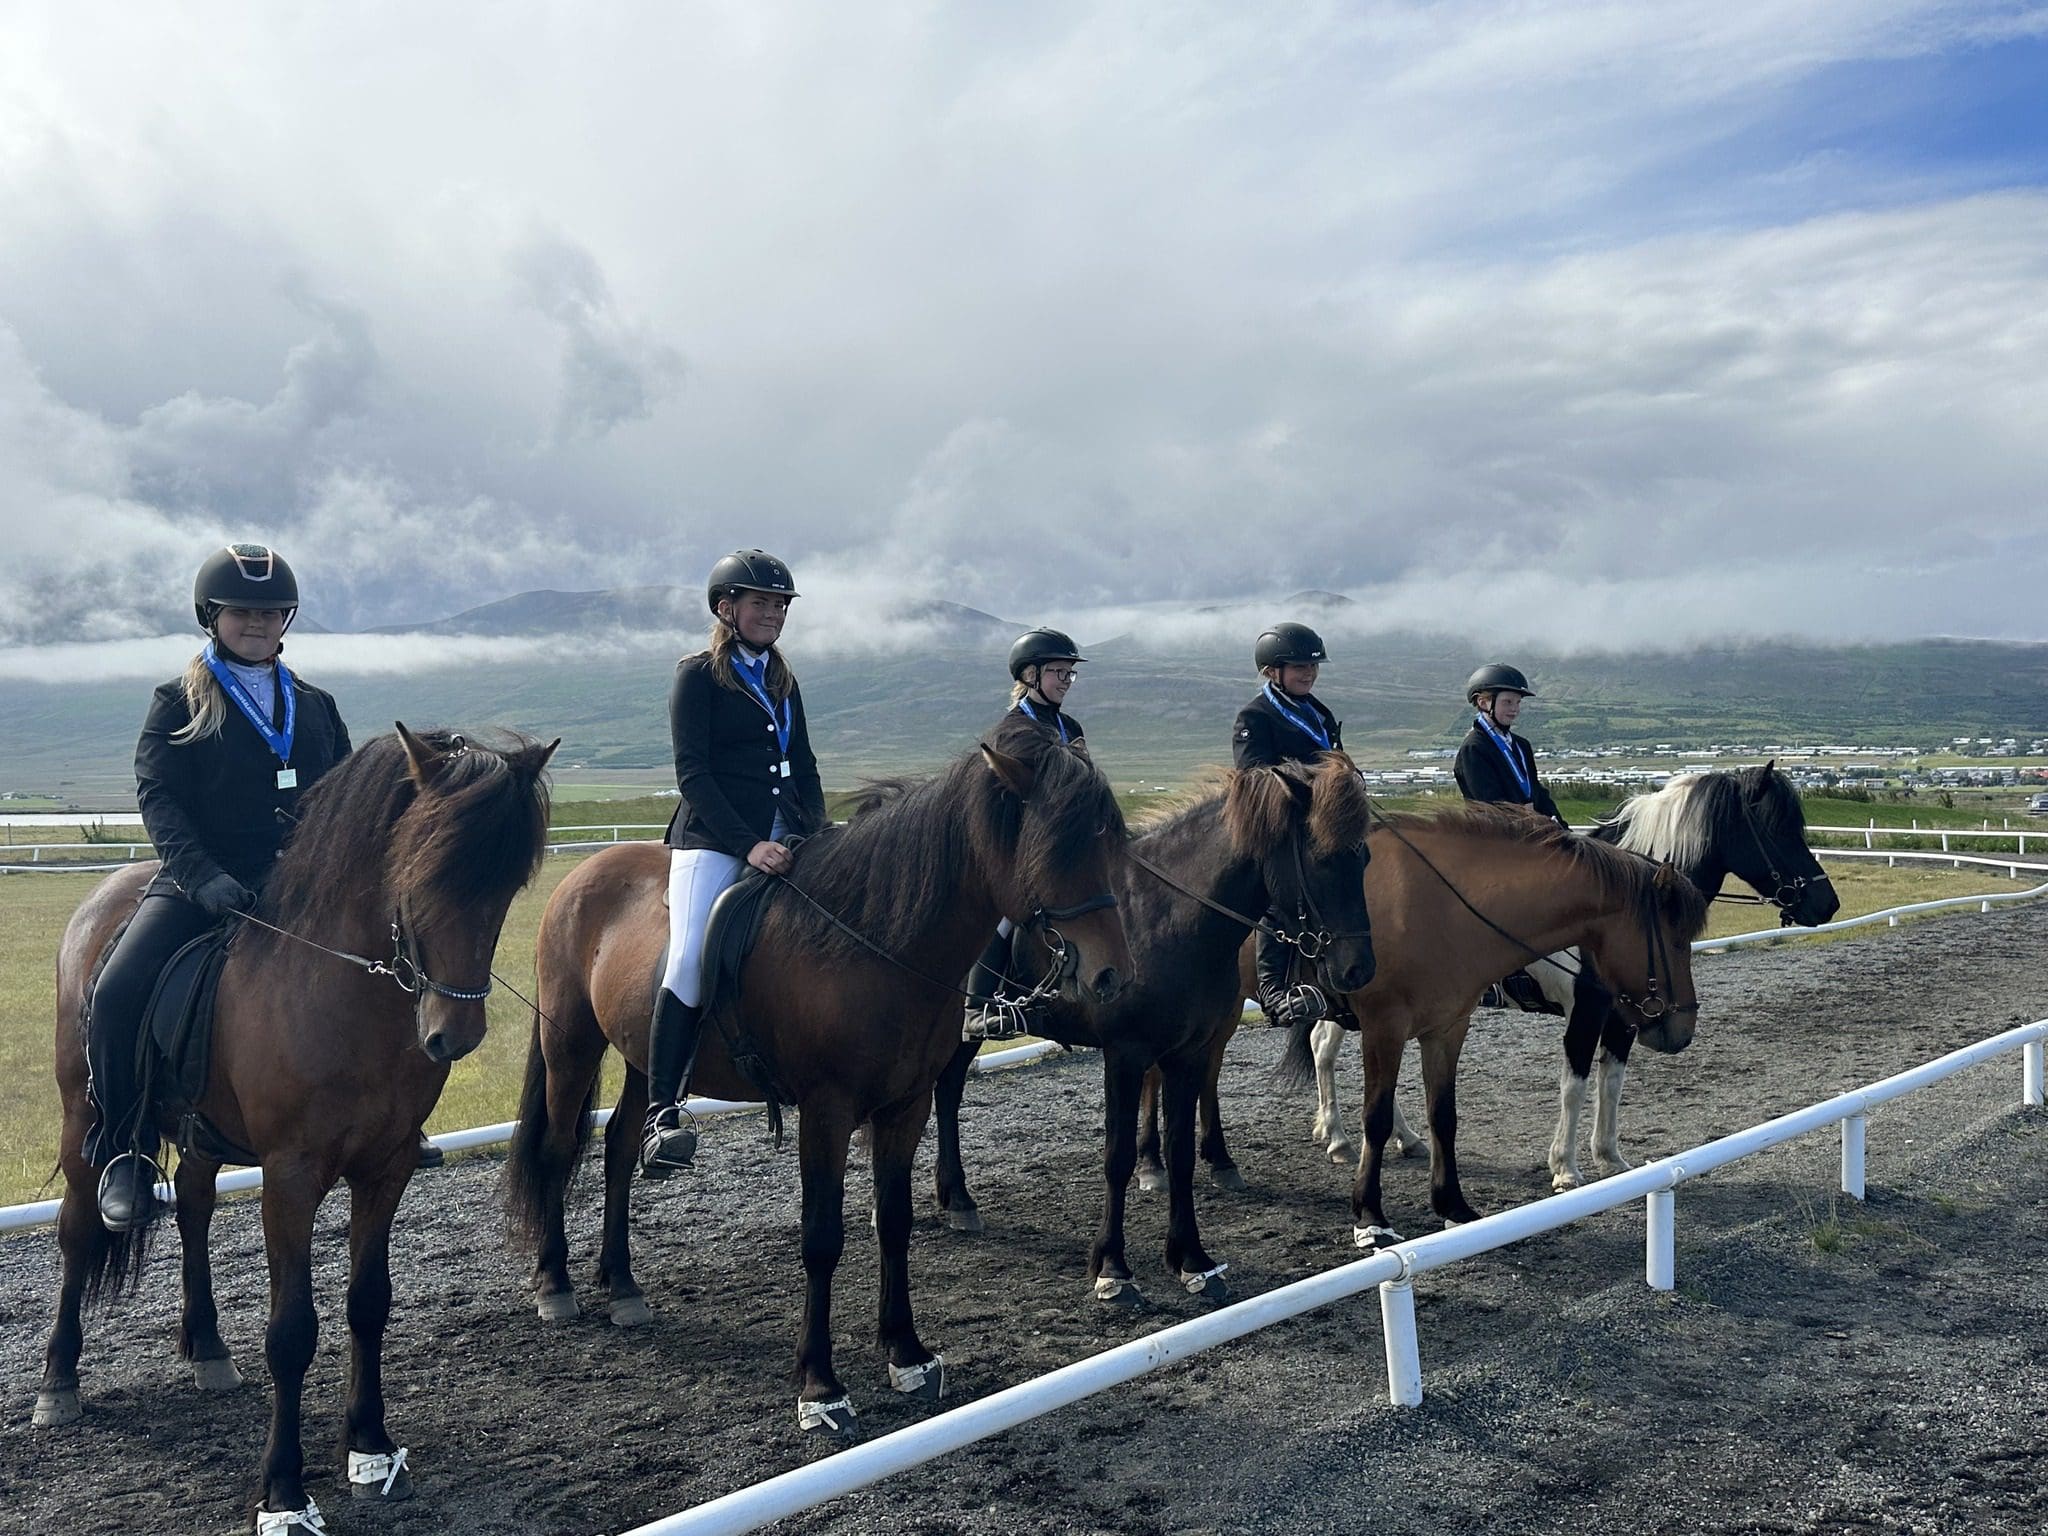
[1092,1275,1145,1308]
[1178,1264,1230,1305]
[348,1447,412,1502]
[609,1294,653,1329]
[1551,1171,1579,1193]
[943,1206,984,1234]
[1392,1137,1424,1160]
[255,1500,327,1534]
[797,1395,859,1436]
[887,1354,945,1402]
[535,1291,579,1323]
[32,1387,80,1428]
[1352,1224,1405,1251]
[1135,1164,1166,1193]
[1208,1164,1249,1193]
[192,1355,243,1393]
[1326,1142,1355,1166]
[1596,1157,1634,1177]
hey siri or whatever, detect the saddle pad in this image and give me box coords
[140,926,234,1110]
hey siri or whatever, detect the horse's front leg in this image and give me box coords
[1418,1023,1481,1226]
[1349,1024,1405,1248]
[342,1149,416,1504]
[1549,968,1608,1191]
[1311,1018,1354,1163]
[1197,1018,1248,1192]
[257,1166,328,1523]
[931,1039,983,1232]
[1591,1011,1637,1177]
[872,1088,945,1405]
[174,1153,241,1393]
[598,1065,653,1325]
[795,1094,858,1435]
[1160,1049,1228,1303]
[1087,1052,1146,1305]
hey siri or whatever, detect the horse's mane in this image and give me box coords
[1375,801,1710,940]
[1137,754,1371,862]
[787,717,1125,963]
[1599,765,1805,868]
[255,729,553,946]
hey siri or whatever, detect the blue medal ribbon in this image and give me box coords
[1017,697,1071,744]
[1476,713,1533,798]
[733,653,791,755]
[204,641,296,768]
[1263,682,1332,751]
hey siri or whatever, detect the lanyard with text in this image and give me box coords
[1477,714,1532,798]
[205,642,299,789]
[1018,697,1071,744]
[1263,682,1332,751]
[734,656,793,772]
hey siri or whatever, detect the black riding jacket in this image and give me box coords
[1006,697,1085,749]
[1232,688,1342,770]
[135,666,352,896]
[663,652,827,856]
[1454,720,1565,825]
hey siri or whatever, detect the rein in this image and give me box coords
[234,907,494,1003]
[1126,823,1368,962]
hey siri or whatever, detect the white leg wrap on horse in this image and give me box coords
[797,1395,858,1433]
[1352,1224,1404,1249]
[1179,1262,1229,1294]
[255,1501,329,1535]
[888,1354,946,1396]
[348,1447,410,1497]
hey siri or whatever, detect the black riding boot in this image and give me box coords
[97,1151,164,1233]
[1254,924,1325,1027]
[962,929,1027,1042]
[641,988,704,1178]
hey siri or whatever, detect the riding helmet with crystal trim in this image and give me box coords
[193,543,300,631]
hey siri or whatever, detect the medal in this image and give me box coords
[276,768,298,790]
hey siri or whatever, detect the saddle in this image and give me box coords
[657,871,793,1128]
[135,927,261,1166]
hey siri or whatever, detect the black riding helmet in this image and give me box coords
[1464,662,1534,703]
[706,549,799,614]
[1008,627,1086,681]
[193,543,299,632]
[1254,622,1328,671]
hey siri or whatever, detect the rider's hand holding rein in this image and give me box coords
[645,549,826,1177]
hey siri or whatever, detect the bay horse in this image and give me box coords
[37,725,557,1533]
[929,755,1374,1306]
[503,722,1133,1435]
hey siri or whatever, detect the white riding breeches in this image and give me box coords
[662,820,785,1007]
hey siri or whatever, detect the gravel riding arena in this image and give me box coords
[2,905,2044,1536]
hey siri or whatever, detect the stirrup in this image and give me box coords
[96,1152,164,1233]
[1259,983,1328,1028]
[962,997,1031,1043]
[639,1104,698,1178]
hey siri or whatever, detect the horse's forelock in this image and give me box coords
[1010,732,1124,898]
[1222,768,1294,859]
[1654,859,1712,941]
[1305,752,1371,858]
[1742,762,1807,835]
[388,734,552,933]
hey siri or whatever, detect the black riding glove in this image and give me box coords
[190,872,256,917]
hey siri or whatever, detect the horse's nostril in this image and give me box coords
[1092,967,1124,1001]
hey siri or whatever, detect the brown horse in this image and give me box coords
[1138,805,1708,1242]
[36,725,556,1532]
[503,723,1133,1435]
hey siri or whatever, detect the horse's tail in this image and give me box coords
[1275,1012,1320,1090]
[82,1178,165,1307]
[501,1002,593,1252]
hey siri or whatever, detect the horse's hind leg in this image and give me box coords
[1590,1014,1637,1177]
[871,1090,944,1403]
[342,1155,415,1503]
[598,1066,652,1325]
[530,1018,607,1323]
[174,1153,240,1392]
[1311,1019,1354,1163]
[1159,1049,1227,1302]
[35,1164,105,1428]
[1197,1019,1248,1192]
[931,1039,983,1233]
[1417,1023,1482,1227]
[1135,1065,1166,1193]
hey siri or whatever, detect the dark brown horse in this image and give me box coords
[36,725,556,1532]
[1138,806,1708,1241]
[503,723,1133,1434]
[930,755,1374,1306]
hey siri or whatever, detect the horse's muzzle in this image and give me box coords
[420,1022,485,1065]
[1637,1014,1695,1055]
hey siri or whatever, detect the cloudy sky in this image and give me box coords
[3,0,2045,667]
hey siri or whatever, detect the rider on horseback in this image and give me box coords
[1456,662,1570,1011]
[87,544,352,1232]
[961,627,1088,1041]
[642,549,827,1177]
[1234,621,1351,1027]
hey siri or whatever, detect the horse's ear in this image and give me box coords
[1749,759,1776,800]
[395,722,443,786]
[513,737,562,777]
[981,742,1037,801]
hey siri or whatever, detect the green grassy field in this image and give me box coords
[0,853,2035,1206]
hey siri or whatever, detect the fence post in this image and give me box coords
[1864,822,1873,849]
[1840,1115,1866,1200]
[1379,1274,1423,1407]
[2026,1040,2045,1109]
[1941,832,1950,852]
[1645,1188,1675,1291]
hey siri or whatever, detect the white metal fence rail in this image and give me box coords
[619,1015,2048,1536]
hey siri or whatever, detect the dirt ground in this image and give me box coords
[1,905,2044,1536]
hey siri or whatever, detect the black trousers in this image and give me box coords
[85,891,214,1166]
